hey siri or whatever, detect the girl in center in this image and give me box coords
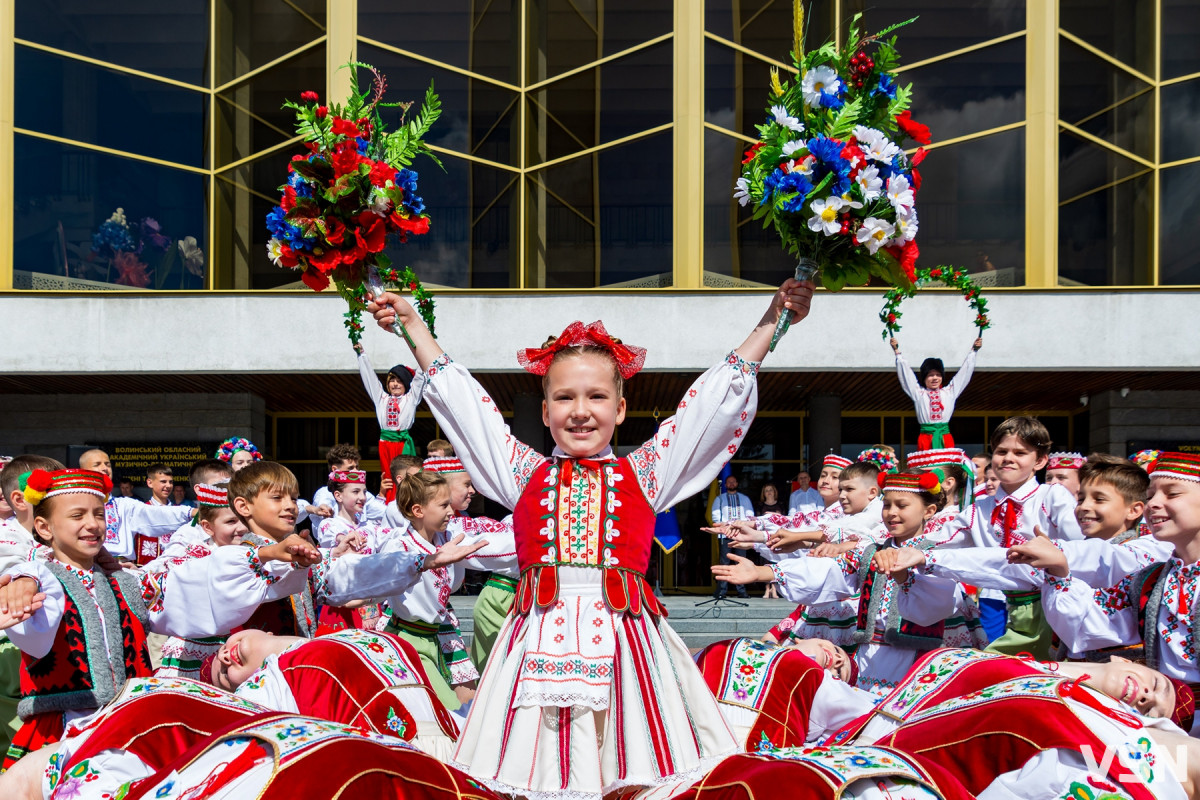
[367,278,812,800]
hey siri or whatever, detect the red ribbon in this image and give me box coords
[517,320,647,379]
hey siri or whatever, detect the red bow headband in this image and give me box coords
[517,320,647,380]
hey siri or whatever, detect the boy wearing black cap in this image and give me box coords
[355,343,424,503]
[890,335,982,450]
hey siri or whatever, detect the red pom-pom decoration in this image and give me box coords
[25,469,53,493]
[876,472,889,489]
[917,472,941,492]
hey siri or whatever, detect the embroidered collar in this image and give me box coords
[550,445,615,461]
[48,558,96,588]
[993,477,1039,506]
[1172,558,1200,579]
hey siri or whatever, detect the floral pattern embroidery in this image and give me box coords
[714,639,781,707]
[766,744,928,785]
[245,547,280,585]
[724,350,761,377]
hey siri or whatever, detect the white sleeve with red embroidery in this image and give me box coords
[1060,536,1172,587]
[894,352,922,401]
[114,496,193,538]
[2,561,68,658]
[891,573,960,627]
[359,351,426,430]
[628,351,761,513]
[1040,571,1141,652]
[923,546,1042,591]
[145,545,311,638]
[315,544,425,607]
[1043,483,1085,541]
[767,551,861,605]
[447,515,519,576]
[421,354,547,509]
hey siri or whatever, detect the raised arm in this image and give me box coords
[893,350,921,400]
[356,349,388,407]
[945,346,977,396]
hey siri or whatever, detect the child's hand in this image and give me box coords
[379,475,394,497]
[0,575,46,628]
[425,534,488,570]
[1006,526,1068,577]
[771,278,814,326]
[766,528,824,553]
[332,532,367,558]
[258,534,322,568]
[890,337,900,353]
[873,546,926,583]
[973,337,983,351]
[353,343,364,355]
[367,291,420,331]
[710,553,771,585]
[811,541,856,559]
[311,504,335,519]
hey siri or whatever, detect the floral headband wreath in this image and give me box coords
[215,437,263,463]
[857,447,898,475]
[329,469,367,484]
[517,320,647,380]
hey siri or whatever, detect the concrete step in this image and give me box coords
[447,593,794,650]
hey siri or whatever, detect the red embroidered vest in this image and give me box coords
[696,638,825,751]
[18,564,153,721]
[277,631,459,741]
[511,457,665,617]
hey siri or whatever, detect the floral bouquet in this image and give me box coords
[89,208,205,289]
[736,4,932,349]
[268,62,440,346]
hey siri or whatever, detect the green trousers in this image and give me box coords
[470,576,517,670]
[985,590,1053,659]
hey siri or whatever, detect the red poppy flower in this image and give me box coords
[308,246,344,272]
[331,117,362,137]
[316,106,328,119]
[354,211,388,254]
[300,90,319,102]
[368,160,396,188]
[895,111,931,145]
[911,168,922,192]
[280,184,298,212]
[301,266,330,291]
[742,142,764,164]
[330,141,362,179]
[885,239,920,283]
[389,213,430,237]
[324,217,346,246]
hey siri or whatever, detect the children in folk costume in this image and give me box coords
[931,416,1083,656]
[1015,452,1200,733]
[214,437,262,472]
[0,468,327,769]
[151,483,249,678]
[374,468,516,711]
[714,472,987,698]
[834,647,1200,800]
[420,456,522,671]
[304,444,386,527]
[355,343,423,504]
[1045,451,1086,497]
[365,278,813,800]
[206,628,463,760]
[76,449,193,563]
[313,468,372,549]
[889,336,981,451]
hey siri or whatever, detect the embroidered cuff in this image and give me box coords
[1044,571,1072,593]
[248,548,282,585]
[426,353,453,378]
[770,564,787,587]
[897,570,919,592]
[725,350,761,377]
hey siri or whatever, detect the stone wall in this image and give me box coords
[1089,390,1200,456]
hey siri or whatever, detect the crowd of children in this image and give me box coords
[2,280,1200,799]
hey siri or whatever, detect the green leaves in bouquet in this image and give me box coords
[384,83,444,170]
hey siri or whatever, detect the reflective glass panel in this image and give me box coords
[526,42,672,166]
[16,0,209,87]
[843,0,1025,66]
[525,131,672,288]
[704,41,788,135]
[526,0,673,82]
[1160,163,1200,284]
[914,129,1025,285]
[705,0,832,67]
[904,37,1025,143]
[14,135,209,290]
[1060,0,1154,78]
[213,148,296,289]
[215,0,325,86]
[1059,130,1149,201]
[16,46,209,168]
[702,129,794,287]
[1059,173,1153,287]
[1163,0,1200,79]
[360,43,520,168]
[381,154,517,289]
[215,46,326,167]
[1160,79,1200,165]
[1059,39,1153,161]
[357,0,519,85]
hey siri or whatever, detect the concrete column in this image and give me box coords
[511,392,547,454]
[1089,390,1200,456]
[808,393,842,463]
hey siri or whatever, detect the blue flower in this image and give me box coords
[806,135,853,195]
[761,168,787,204]
[873,75,898,100]
[394,168,426,215]
[91,220,136,255]
[265,206,289,237]
[806,135,844,165]
[355,137,370,156]
[778,173,814,213]
[286,171,313,198]
[818,92,845,110]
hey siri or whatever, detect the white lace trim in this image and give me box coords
[512,690,610,711]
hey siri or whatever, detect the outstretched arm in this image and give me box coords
[367,293,443,371]
[734,279,814,364]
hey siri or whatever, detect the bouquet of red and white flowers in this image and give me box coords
[268,62,440,345]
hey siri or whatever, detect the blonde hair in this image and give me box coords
[539,339,625,398]
[396,470,449,520]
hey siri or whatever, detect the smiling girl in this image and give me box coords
[367,277,812,800]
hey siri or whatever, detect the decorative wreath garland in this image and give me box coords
[342,264,437,346]
[879,265,992,339]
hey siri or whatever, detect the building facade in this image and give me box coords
[3,1,1199,584]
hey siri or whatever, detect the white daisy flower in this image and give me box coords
[886,174,915,214]
[770,105,805,133]
[781,140,806,157]
[855,163,883,201]
[733,177,751,207]
[894,208,919,242]
[802,65,842,108]
[807,196,846,236]
[856,217,896,254]
[267,238,285,266]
